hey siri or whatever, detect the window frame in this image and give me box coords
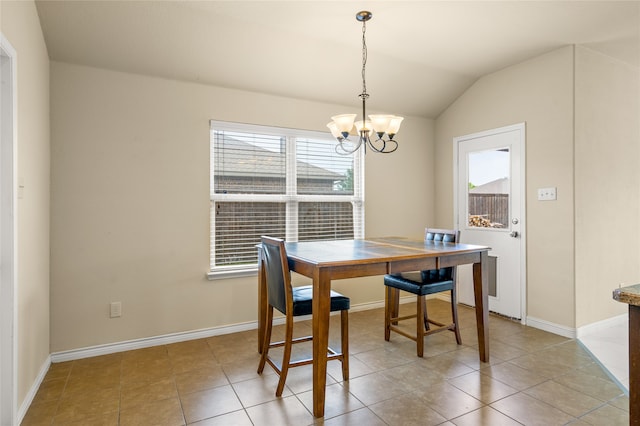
[208,120,365,279]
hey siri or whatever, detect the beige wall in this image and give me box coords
[435,47,576,328]
[574,46,640,327]
[435,45,640,330]
[1,0,51,412]
[50,61,434,352]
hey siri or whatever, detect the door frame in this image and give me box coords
[0,33,17,426]
[453,123,527,323]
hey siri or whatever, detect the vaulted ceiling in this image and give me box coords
[35,1,640,119]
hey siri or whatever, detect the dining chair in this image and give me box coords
[383,228,462,357]
[257,236,350,396]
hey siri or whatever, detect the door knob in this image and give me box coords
[509,231,519,238]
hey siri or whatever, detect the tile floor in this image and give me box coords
[22,300,629,425]
[579,318,629,392]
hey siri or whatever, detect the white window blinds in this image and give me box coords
[209,121,364,276]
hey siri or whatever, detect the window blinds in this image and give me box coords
[210,121,363,272]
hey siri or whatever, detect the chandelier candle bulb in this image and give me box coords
[369,114,393,135]
[354,120,372,134]
[387,116,404,136]
[331,114,357,137]
[326,122,343,141]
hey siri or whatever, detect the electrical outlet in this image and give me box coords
[110,301,122,318]
[537,187,557,201]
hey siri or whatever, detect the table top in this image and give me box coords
[613,283,640,306]
[284,237,490,267]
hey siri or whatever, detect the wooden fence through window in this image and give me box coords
[468,193,509,228]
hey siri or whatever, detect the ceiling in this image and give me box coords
[35,1,640,119]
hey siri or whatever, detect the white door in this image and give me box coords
[454,124,526,320]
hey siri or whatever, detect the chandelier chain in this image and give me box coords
[361,20,367,98]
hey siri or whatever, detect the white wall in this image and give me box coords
[50,62,434,352]
[574,46,640,327]
[435,47,576,328]
[1,0,51,412]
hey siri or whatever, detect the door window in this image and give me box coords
[467,148,510,229]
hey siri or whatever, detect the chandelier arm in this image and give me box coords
[336,137,364,155]
[368,138,398,154]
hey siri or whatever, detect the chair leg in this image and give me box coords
[416,294,425,357]
[275,312,294,397]
[384,286,392,341]
[422,296,430,331]
[450,288,462,345]
[341,309,349,381]
[257,306,274,374]
[390,287,400,325]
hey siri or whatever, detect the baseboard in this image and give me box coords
[50,321,259,363]
[50,300,403,363]
[526,315,576,338]
[576,313,627,339]
[17,355,50,425]
[527,313,628,340]
[433,293,451,303]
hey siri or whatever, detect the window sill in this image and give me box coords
[207,267,258,281]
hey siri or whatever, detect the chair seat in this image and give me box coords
[384,273,453,296]
[291,285,350,316]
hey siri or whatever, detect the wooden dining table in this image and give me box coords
[257,237,491,418]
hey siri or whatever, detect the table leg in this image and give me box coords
[472,251,490,362]
[630,305,640,424]
[257,248,266,354]
[312,268,331,418]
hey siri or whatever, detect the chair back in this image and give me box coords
[261,236,292,314]
[423,228,460,281]
[425,228,458,243]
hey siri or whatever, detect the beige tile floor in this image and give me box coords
[22,300,628,425]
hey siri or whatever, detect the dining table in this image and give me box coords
[256,236,491,418]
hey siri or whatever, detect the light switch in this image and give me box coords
[537,187,556,201]
[110,301,122,318]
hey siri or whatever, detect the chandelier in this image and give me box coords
[327,11,404,155]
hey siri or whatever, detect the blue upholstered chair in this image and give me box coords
[257,236,350,396]
[383,228,462,357]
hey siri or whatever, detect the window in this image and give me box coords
[209,121,364,278]
[467,148,510,229]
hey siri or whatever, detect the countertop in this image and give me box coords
[613,283,640,306]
